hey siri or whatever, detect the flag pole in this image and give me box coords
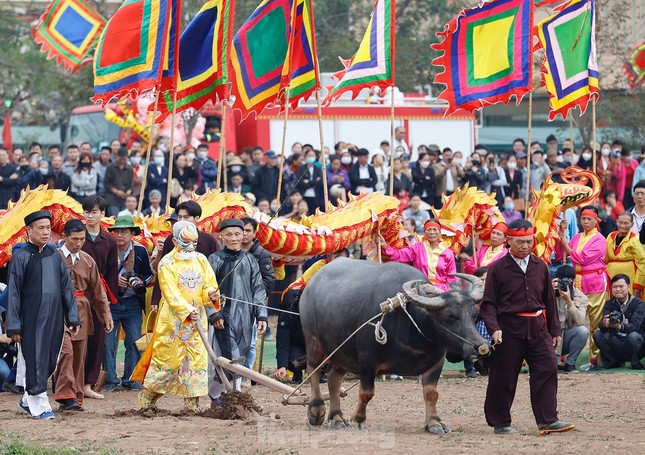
[276,87,291,205]
[315,88,329,210]
[138,93,159,217]
[221,103,228,191]
[592,97,597,174]
[165,91,178,212]
[389,87,395,195]
[524,90,533,219]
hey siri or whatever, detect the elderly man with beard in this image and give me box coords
[207,219,267,405]
[6,210,80,420]
[480,219,574,436]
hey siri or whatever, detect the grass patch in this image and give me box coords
[0,434,124,455]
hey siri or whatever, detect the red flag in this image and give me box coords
[1,112,11,150]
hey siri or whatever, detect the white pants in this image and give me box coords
[207,326,242,399]
[17,347,52,416]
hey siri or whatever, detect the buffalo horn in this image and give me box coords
[402,280,447,309]
[451,273,484,301]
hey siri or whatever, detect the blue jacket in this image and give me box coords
[198,158,218,191]
[146,165,169,205]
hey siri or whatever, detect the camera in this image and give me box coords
[555,277,573,296]
[608,310,623,327]
[123,271,144,291]
[0,341,18,358]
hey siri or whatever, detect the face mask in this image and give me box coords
[613,148,621,154]
[504,203,515,211]
[270,204,277,211]
[154,156,164,166]
[625,155,633,162]
[80,162,91,168]
[601,148,610,157]
[158,144,168,152]
[197,151,208,160]
[130,156,142,166]
[341,157,352,165]
[507,162,517,170]
[582,152,592,160]
[230,165,241,173]
[420,161,430,168]
[453,158,462,165]
[186,152,195,161]
[40,168,49,175]
[20,165,28,171]
[306,157,316,165]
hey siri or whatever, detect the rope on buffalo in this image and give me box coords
[220,295,300,315]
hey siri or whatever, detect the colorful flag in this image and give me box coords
[155,0,235,122]
[158,0,182,93]
[534,0,562,6]
[32,0,106,73]
[280,0,320,110]
[92,0,173,105]
[624,42,645,90]
[431,0,533,116]
[535,0,599,120]
[322,0,395,106]
[229,0,294,119]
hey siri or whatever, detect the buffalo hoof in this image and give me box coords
[331,419,348,430]
[307,400,326,426]
[425,424,446,435]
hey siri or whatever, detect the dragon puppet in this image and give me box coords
[0,186,406,268]
[528,166,601,263]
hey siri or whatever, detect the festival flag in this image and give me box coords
[154,0,235,123]
[32,0,106,73]
[322,0,396,106]
[92,0,173,105]
[280,0,320,110]
[534,0,562,6]
[431,0,533,116]
[229,0,294,118]
[624,42,645,90]
[158,0,182,93]
[535,0,599,121]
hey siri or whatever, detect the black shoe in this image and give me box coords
[539,420,575,435]
[2,381,24,394]
[563,364,578,373]
[494,426,518,435]
[632,363,644,370]
[58,399,84,412]
[465,368,480,379]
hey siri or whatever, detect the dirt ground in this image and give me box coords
[1,372,644,454]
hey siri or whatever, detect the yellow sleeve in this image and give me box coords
[158,261,194,321]
[199,255,219,309]
[302,259,327,285]
[274,263,286,281]
[628,238,645,291]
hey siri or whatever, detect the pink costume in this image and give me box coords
[555,230,609,295]
[462,245,508,274]
[385,241,456,291]
[614,159,638,202]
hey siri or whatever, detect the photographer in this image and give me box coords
[103,216,154,391]
[593,274,645,370]
[552,266,589,373]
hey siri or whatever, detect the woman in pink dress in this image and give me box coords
[381,219,456,291]
[556,206,609,367]
[463,222,508,274]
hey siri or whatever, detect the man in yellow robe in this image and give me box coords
[606,212,645,298]
[132,221,219,412]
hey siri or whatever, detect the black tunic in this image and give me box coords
[6,242,79,395]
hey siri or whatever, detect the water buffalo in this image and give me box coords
[299,258,489,433]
